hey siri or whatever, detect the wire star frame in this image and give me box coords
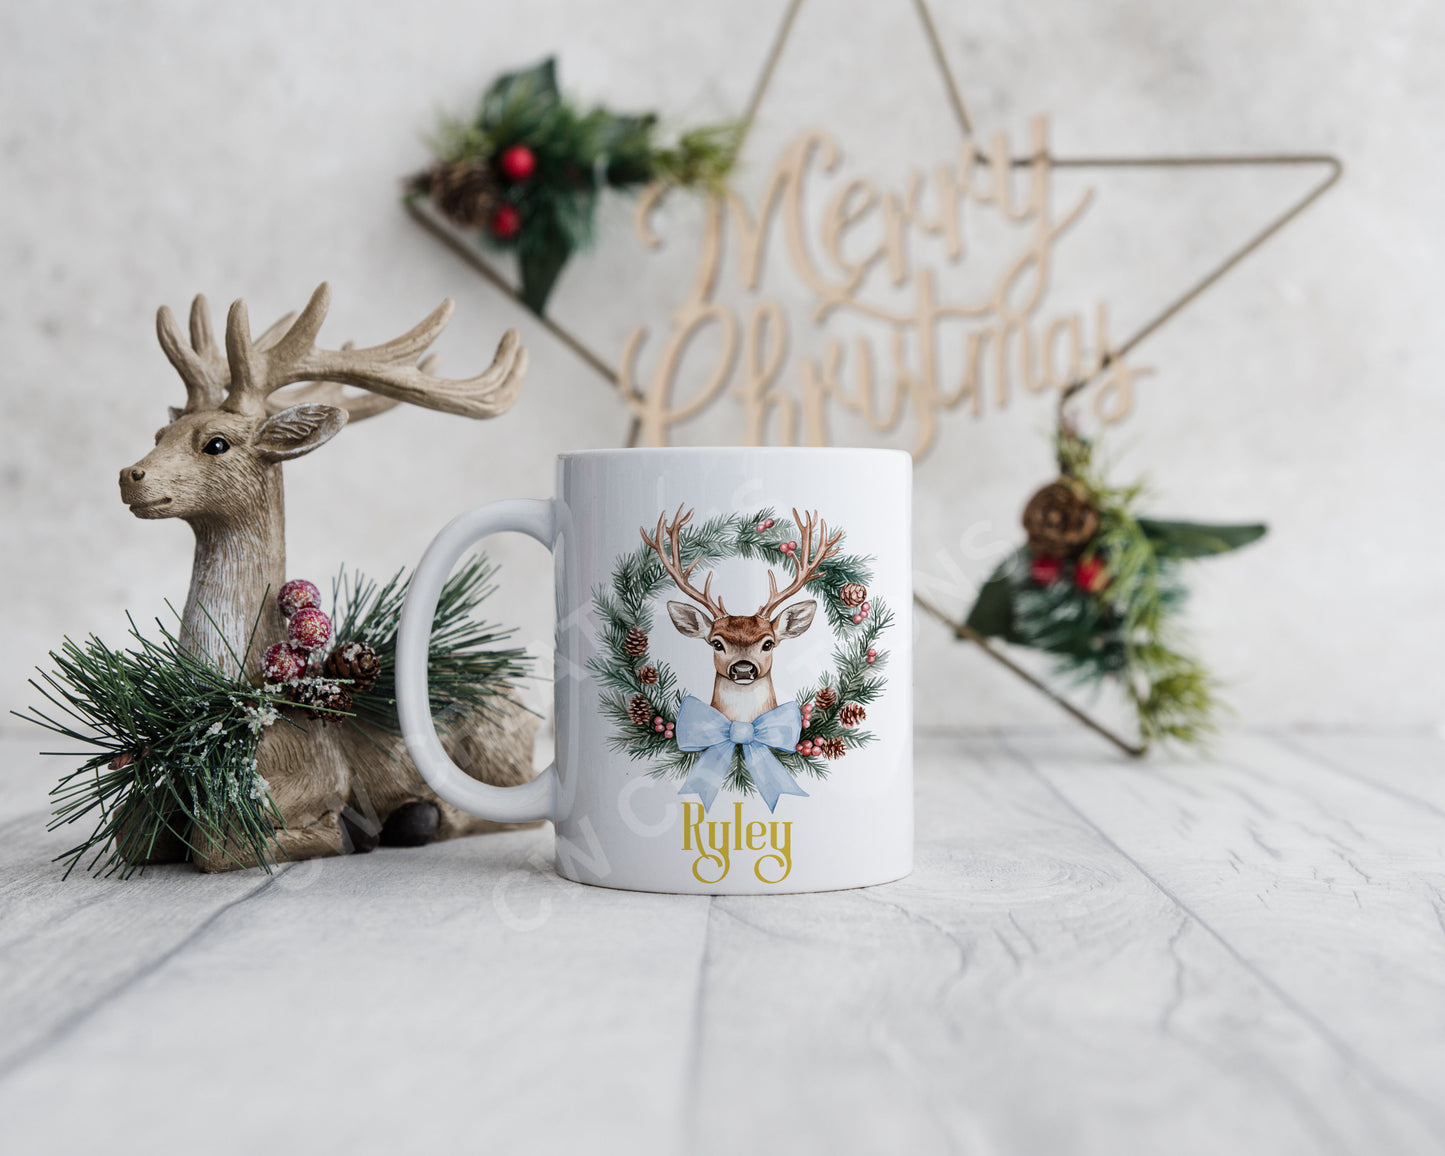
[406,0,1342,756]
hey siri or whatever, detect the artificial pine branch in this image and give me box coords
[330,556,530,735]
[22,557,531,878]
[412,57,741,314]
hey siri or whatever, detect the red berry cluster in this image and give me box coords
[1029,554,1110,594]
[652,714,675,740]
[795,737,823,757]
[850,599,873,626]
[489,145,535,240]
[866,647,878,665]
[261,578,333,685]
[756,516,776,533]
[777,538,799,558]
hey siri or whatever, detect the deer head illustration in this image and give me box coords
[643,506,842,722]
[119,282,525,679]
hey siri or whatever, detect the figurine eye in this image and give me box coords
[711,639,724,651]
[202,436,230,456]
[761,639,774,651]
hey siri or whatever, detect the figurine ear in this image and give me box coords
[167,406,184,423]
[255,404,347,462]
[668,601,712,638]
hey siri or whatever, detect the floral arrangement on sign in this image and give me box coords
[962,403,1266,749]
[22,563,528,878]
[408,57,741,314]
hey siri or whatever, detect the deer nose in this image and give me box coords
[728,660,758,682]
[129,467,145,482]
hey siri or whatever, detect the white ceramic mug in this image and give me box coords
[396,447,912,894]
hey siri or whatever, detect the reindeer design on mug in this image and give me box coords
[641,507,843,882]
[641,505,842,722]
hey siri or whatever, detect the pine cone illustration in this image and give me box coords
[623,627,649,658]
[1022,479,1099,559]
[628,694,653,726]
[637,665,659,686]
[813,686,838,712]
[323,640,381,693]
[839,702,866,728]
[819,737,846,759]
[839,583,867,607]
[425,158,500,228]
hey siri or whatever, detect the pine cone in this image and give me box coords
[624,627,649,658]
[426,158,500,228]
[839,702,866,728]
[293,681,354,723]
[637,665,659,686]
[813,686,838,712]
[839,583,867,607]
[1022,479,1099,559]
[323,641,381,694]
[628,694,653,726]
[819,737,846,759]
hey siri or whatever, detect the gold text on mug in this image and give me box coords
[682,801,793,885]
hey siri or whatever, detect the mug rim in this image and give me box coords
[558,446,912,462]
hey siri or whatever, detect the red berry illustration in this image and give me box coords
[287,606,333,652]
[277,578,321,618]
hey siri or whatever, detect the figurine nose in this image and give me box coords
[129,467,145,482]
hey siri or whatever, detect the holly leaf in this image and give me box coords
[964,553,1024,640]
[1138,519,1267,559]
[516,227,573,315]
[481,58,559,125]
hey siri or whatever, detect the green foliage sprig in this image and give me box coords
[965,424,1266,748]
[18,610,292,879]
[330,556,530,735]
[411,57,741,314]
[22,557,530,878]
[592,508,890,796]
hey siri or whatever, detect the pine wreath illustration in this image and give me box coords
[589,506,892,801]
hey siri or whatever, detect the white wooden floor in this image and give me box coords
[0,728,1442,1156]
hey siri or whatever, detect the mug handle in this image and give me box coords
[396,498,557,824]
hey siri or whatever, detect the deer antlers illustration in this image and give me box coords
[642,505,729,618]
[760,509,842,617]
[641,505,842,619]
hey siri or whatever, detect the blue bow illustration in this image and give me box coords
[674,696,807,813]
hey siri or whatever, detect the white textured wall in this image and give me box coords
[1,0,1440,736]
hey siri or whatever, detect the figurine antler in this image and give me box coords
[213,282,526,420]
[758,508,842,618]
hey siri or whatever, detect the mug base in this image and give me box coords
[552,858,914,897]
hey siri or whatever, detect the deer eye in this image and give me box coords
[711,639,724,651]
[761,639,774,651]
[202,436,230,456]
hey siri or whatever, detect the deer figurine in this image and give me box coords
[117,282,540,871]
[644,505,842,722]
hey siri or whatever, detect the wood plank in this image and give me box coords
[0,805,710,1154]
[1269,729,1445,817]
[1008,729,1445,1153]
[1,733,1439,1154]
[688,733,1438,1156]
